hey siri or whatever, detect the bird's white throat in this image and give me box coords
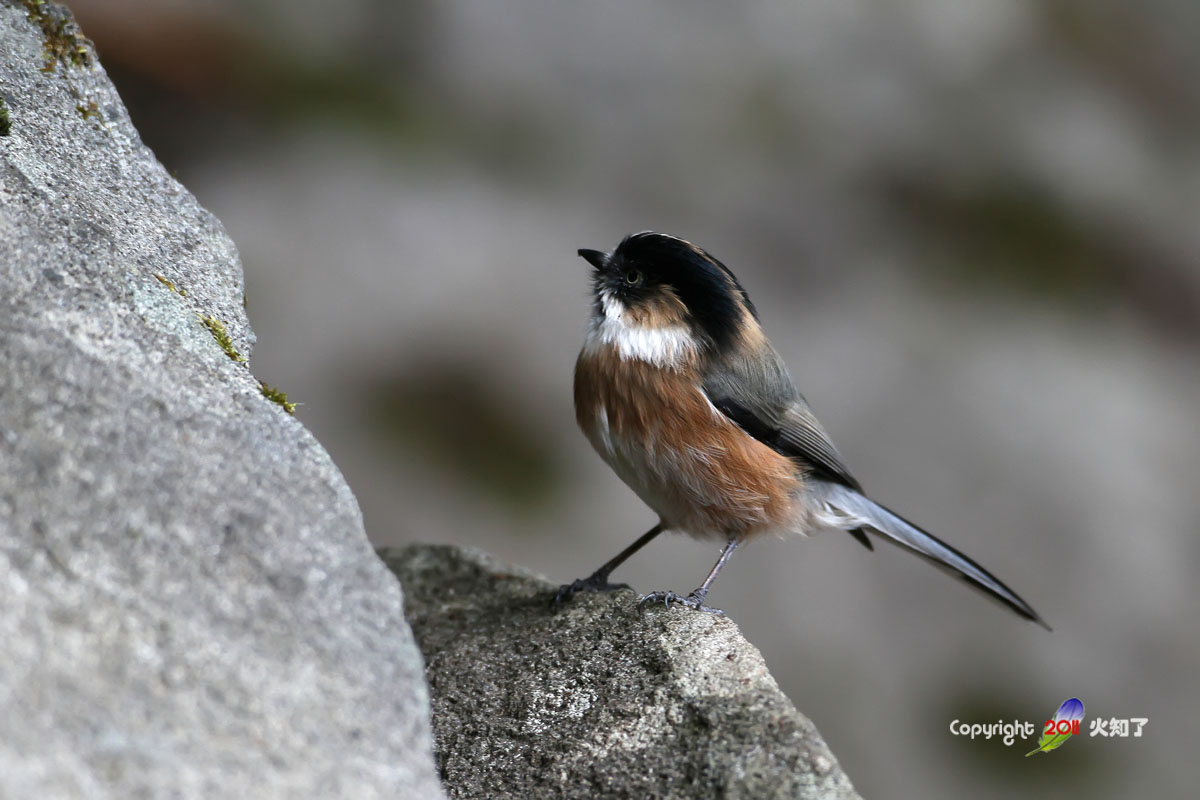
[584,289,697,369]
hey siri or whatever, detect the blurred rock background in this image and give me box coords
[67,1,1197,797]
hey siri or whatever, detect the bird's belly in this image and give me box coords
[576,353,806,539]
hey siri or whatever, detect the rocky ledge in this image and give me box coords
[384,544,861,800]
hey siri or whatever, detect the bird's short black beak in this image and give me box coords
[577,249,607,270]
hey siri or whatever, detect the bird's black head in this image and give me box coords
[578,232,757,351]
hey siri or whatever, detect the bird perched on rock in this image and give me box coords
[555,231,1047,628]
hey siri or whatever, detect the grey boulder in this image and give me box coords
[0,2,443,797]
[385,544,861,800]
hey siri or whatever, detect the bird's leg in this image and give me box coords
[685,536,740,606]
[552,523,664,609]
[640,536,740,616]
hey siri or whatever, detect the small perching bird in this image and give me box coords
[555,231,1047,628]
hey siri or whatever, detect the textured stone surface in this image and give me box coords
[385,544,861,800]
[0,3,443,797]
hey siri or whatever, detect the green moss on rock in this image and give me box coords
[153,273,188,296]
[20,0,94,73]
[199,314,246,363]
[258,381,298,414]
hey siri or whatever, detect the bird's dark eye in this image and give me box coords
[623,269,643,287]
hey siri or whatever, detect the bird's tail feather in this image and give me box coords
[816,482,1049,629]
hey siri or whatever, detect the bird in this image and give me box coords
[553,231,1048,628]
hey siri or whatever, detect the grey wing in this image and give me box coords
[702,347,871,549]
[701,345,862,492]
[773,403,862,492]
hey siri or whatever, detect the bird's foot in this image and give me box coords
[638,590,725,616]
[551,572,631,610]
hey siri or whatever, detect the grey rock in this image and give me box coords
[384,544,861,800]
[0,3,443,798]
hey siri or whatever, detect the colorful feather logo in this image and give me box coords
[1026,698,1085,756]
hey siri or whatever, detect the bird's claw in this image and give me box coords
[551,574,631,610]
[638,590,725,616]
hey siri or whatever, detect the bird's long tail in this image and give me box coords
[815,481,1049,629]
